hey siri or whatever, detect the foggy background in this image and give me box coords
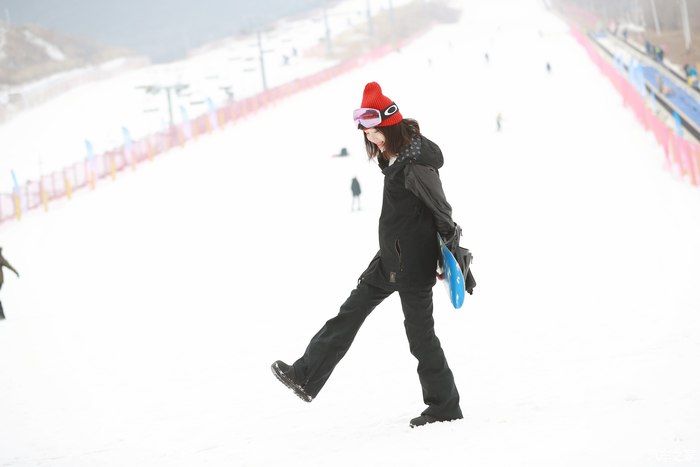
[0,0,330,62]
[559,0,700,29]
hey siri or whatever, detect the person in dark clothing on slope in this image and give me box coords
[350,176,362,211]
[272,82,472,428]
[0,247,20,320]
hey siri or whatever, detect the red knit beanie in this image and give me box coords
[360,82,403,127]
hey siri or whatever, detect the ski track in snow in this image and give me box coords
[1,0,700,465]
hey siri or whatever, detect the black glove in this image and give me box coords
[454,247,476,295]
[443,224,477,295]
[443,223,462,253]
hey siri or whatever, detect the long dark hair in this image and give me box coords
[363,119,420,161]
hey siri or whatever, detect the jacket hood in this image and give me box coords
[379,134,444,174]
[416,135,444,169]
[396,135,444,169]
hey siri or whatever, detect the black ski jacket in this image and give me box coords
[359,135,457,290]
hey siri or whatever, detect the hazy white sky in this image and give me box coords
[0,0,330,61]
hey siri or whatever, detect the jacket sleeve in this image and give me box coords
[404,162,456,238]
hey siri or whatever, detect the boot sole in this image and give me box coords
[410,415,462,428]
[271,362,313,403]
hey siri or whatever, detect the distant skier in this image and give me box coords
[351,176,361,211]
[654,46,664,63]
[496,112,503,132]
[0,247,20,320]
[683,63,698,87]
[546,62,551,73]
[333,147,349,157]
[484,52,490,63]
[644,39,652,56]
[272,82,472,428]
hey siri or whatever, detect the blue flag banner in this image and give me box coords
[85,139,95,160]
[122,126,133,163]
[84,138,99,177]
[10,170,19,193]
[673,112,683,136]
[628,60,645,94]
[180,106,192,140]
[122,127,133,151]
[206,97,218,130]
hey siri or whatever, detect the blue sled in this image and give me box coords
[437,234,465,309]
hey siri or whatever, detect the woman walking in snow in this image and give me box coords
[272,82,472,428]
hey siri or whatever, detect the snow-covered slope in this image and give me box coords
[1,0,699,466]
[0,0,417,190]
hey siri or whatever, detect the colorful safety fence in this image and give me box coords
[570,26,700,188]
[0,36,419,225]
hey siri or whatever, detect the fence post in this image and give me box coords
[147,139,154,161]
[13,192,21,220]
[689,144,700,186]
[40,179,48,212]
[64,169,73,199]
[129,148,136,171]
[87,160,96,190]
[217,108,226,128]
[109,152,117,180]
[177,127,185,147]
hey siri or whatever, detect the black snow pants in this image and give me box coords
[290,281,462,420]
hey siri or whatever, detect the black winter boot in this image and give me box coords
[271,360,313,402]
[409,414,462,428]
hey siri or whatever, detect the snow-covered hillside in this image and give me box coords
[0,0,418,190]
[1,0,699,466]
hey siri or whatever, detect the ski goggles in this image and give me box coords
[353,103,399,128]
